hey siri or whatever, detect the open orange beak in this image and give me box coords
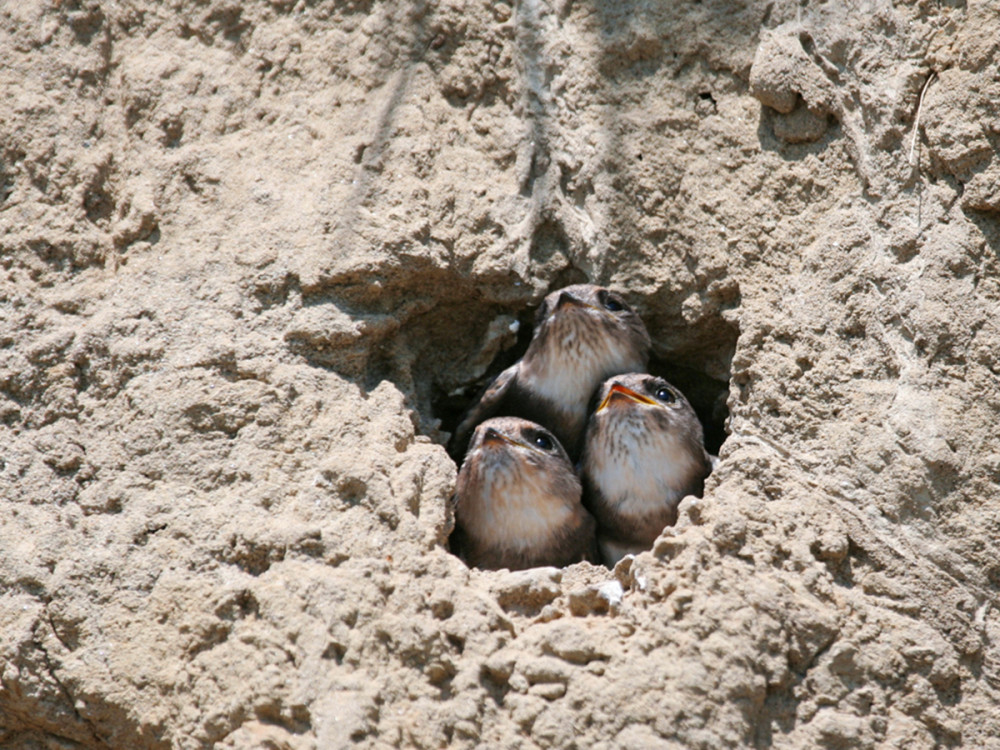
[597,383,657,412]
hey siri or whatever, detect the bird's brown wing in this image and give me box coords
[567,510,600,566]
[448,364,518,459]
[586,530,602,566]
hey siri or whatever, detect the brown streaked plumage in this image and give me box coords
[452,417,598,571]
[581,373,713,567]
[450,284,651,461]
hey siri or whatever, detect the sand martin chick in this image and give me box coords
[581,373,713,567]
[452,417,598,571]
[452,284,651,460]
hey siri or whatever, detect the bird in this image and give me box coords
[451,417,598,571]
[450,284,651,461]
[580,373,714,567]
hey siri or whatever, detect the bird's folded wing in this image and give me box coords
[449,364,518,458]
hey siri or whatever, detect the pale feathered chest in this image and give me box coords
[585,412,703,517]
[519,336,644,418]
[457,452,578,551]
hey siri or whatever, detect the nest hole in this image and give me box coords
[429,286,735,570]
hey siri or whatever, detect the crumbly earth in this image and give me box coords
[2,1,999,748]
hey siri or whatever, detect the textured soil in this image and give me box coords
[2,1,999,748]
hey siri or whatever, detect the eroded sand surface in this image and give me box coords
[2,1,999,747]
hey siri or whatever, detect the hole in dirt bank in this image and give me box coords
[430,284,734,461]
[285,263,735,574]
[423,275,736,571]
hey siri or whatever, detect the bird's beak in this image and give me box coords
[551,291,606,319]
[555,291,585,310]
[597,383,656,412]
[482,427,515,447]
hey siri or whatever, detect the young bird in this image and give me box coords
[452,417,598,571]
[451,284,651,461]
[581,373,713,567]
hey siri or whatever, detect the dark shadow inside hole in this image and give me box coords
[432,305,537,463]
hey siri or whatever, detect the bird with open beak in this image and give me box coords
[451,284,651,461]
[452,417,598,571]
[581,373,714,567]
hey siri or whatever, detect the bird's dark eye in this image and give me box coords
[603,296,624,312]
[655,387,676,403]
[532,432,554,450]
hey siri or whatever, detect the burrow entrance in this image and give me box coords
[431,291,734,463]
[430,279,736,568]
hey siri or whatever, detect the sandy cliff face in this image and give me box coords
[1,1,999,747]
